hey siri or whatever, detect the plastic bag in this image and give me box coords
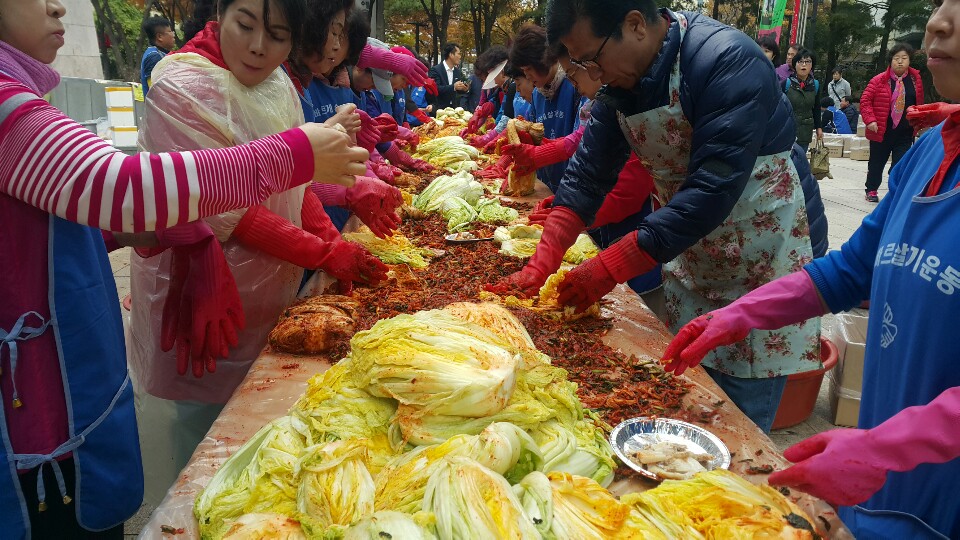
[809,140,832,180]
[129,52,307,403]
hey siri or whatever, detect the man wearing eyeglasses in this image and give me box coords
[489,0,822,434]
[140,17,176,94]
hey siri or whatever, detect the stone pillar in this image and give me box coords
[51,0,104,79]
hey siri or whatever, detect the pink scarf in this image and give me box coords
[889,69,906,129]
[0,39,60,95]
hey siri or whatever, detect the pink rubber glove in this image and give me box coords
[769,387,960,506]
[358,43,428,87]
[472,128,501,150]
[661,271,827,375]
[485,207,585,298]
[423,78,439,97]
[374,113,399,143]
[356,110,381,152]
[233,205,388,285]
[302,187,344,243]
[345,176,403,238]
[369,150,402,183]
[383,143,432,172]
[461,101,495,137]
[395,126,419,151]
[527,195,555,225]
[476,154,512,179]
[557,231,658,313]
[150,221,245,378]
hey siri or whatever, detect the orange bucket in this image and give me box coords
[772,337,839,430]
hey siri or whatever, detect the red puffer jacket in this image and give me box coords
[860,67,924,142]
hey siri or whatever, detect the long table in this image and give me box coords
[141,186,852,539]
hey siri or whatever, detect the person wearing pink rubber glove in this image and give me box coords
[312,176,403,238]
[768,387,960,508]
[659,79,960,538]
[485,207,585,297]
[356,109,382,151]
[394,125,419,151]
[383,141,433,172]
[503,128,584,176]
[358,37,428,87]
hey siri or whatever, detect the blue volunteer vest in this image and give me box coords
[530,79,581,192]
[0,217,143,538]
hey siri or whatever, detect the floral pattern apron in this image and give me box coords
[618,13,820,378]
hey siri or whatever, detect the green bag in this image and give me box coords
[810,139,833,180]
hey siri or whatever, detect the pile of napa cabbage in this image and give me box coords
[194,303,817,540]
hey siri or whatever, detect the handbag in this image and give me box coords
[809,139,833,180]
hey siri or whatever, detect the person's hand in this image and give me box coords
[661,314,749,375]
[472,129,501,151]
[298,123,368,186]
[461,102,495,137]
[476,154,511,179]
[326,103,361,136]
[423,80,438,97]
[345,176,403,238]
[321,240,389,285]
[557,232,657,313]
[374,113,399,143]
[486,207,585,298]
[867,121,879,133]
[409,158,434,172]
[355,110,381,152]
[370,159,402,184]
[501,143,538,175]
[454,81,468,92]
[363,45,428,87]
[155,222,245,378]
[768,430,887,506]
[395,127,420,151]
[816,128,824,140]
[527,195,554,225]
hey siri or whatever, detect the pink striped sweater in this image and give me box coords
[0,75,314,459]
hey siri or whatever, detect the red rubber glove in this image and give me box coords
[411,108,432,124]
[302,187,344,242]
[486,207,585,297]
[369,151,403,183]
[233,205,388,285]
[345,176,403,238]
[460,101,495,137]
[476,154,512,179]
[356,110,381,152]
[661,271,826,375]
[374,113,399,143]
[906,103,960,130]
[384,143,432,172]
[149,221,245,378]
[769,387,960,506]
[502,133,579,176]
[527,195,554,225]
[423,78,439,97]
[359,43,428,87]
[557,231,658,313]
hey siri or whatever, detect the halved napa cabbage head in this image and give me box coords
[348,309,519,418]
[294,439,375,535]
[423,457,543,540]
[374,422,543,514]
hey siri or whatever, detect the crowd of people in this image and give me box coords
[0,0,956,537]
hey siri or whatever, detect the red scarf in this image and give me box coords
[177,21,228,70]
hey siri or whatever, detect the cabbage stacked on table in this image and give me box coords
[412,136,481,173]
[494,224,600,264]
[194,303,818,540]
[412,171,520,232]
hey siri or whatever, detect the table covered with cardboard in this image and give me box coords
[141,182,851,539]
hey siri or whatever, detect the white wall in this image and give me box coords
[51,0,104,79]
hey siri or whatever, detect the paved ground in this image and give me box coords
[111,155,884,537]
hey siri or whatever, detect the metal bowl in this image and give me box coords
[609,417,731,482]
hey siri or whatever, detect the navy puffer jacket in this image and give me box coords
[554,11,804,263]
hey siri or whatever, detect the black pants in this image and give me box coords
[18,458,124,539]
[865,133,914,192]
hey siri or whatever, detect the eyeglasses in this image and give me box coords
[570,28,615,71]
[797,59,812,65]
